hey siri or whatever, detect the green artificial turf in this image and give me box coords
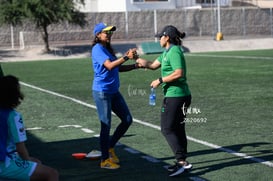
[1,49,273,180]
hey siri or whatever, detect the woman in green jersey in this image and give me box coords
[136,25,192,177]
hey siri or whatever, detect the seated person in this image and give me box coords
[0,75,59,181]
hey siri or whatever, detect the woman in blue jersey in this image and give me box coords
[91,22,139,169]
[0,75,59,181]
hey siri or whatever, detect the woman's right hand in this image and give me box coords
[126,48,137,59]
[136,58,148,68]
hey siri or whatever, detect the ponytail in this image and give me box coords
[170,31,185,46]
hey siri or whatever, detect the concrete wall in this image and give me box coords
[77,0,197,12]
[0,7,272,48]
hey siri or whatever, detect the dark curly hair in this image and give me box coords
[0,75,24,109]
[91,36,116,57]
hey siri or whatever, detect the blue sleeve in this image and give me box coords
[92,44,110,65]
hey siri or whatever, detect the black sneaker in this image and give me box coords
[167,163,177,172]
[169,163,185,177]
[167,161,192,172]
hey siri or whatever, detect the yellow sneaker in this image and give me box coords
[109,148,120,163]
[100,158,120,169]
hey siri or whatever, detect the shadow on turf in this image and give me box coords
[26,132,208,181]
[159,142,273,176]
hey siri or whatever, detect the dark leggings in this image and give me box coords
[160,95,191,161]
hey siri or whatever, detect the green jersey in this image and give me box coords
[157,45,191,97]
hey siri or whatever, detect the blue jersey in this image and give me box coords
[0,109,9,161]
[91,44,119,93]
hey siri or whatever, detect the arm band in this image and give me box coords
[123,56,129,61]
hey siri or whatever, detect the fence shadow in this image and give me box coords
[159,142,273,177]
[0,50,21,60]
[26,132,203,181]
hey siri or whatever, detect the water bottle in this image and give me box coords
[149,87,156,106]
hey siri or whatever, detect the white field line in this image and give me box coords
[58,125,82,128]
[26,127,43,130]
[186,54,273,60]
[20,82,273,168]
[80,128,94,133]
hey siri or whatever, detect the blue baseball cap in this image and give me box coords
[93,22,116,36]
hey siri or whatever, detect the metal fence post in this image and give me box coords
[125,11,129,40]
[270,8,273,37]
[184,9,187,37]
[242,7,246,38]
[154,9,157,42]
[10,24,14,49]
[210,6,215,39]
[213,8,217,40]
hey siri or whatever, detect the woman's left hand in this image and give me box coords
[150,79,161,88]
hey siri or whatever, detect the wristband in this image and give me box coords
[159,77,163,84]
[123,56,129,61]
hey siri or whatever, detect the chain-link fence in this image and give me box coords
[0,7,272,49]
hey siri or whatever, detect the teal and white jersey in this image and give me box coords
[0,109,37,180]
[0,109,27,166]
[6,110,27,153]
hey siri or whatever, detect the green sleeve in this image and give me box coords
[157,53,164,64]
[170,46,185,70]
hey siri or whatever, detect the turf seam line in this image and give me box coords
[20,81,273,168]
